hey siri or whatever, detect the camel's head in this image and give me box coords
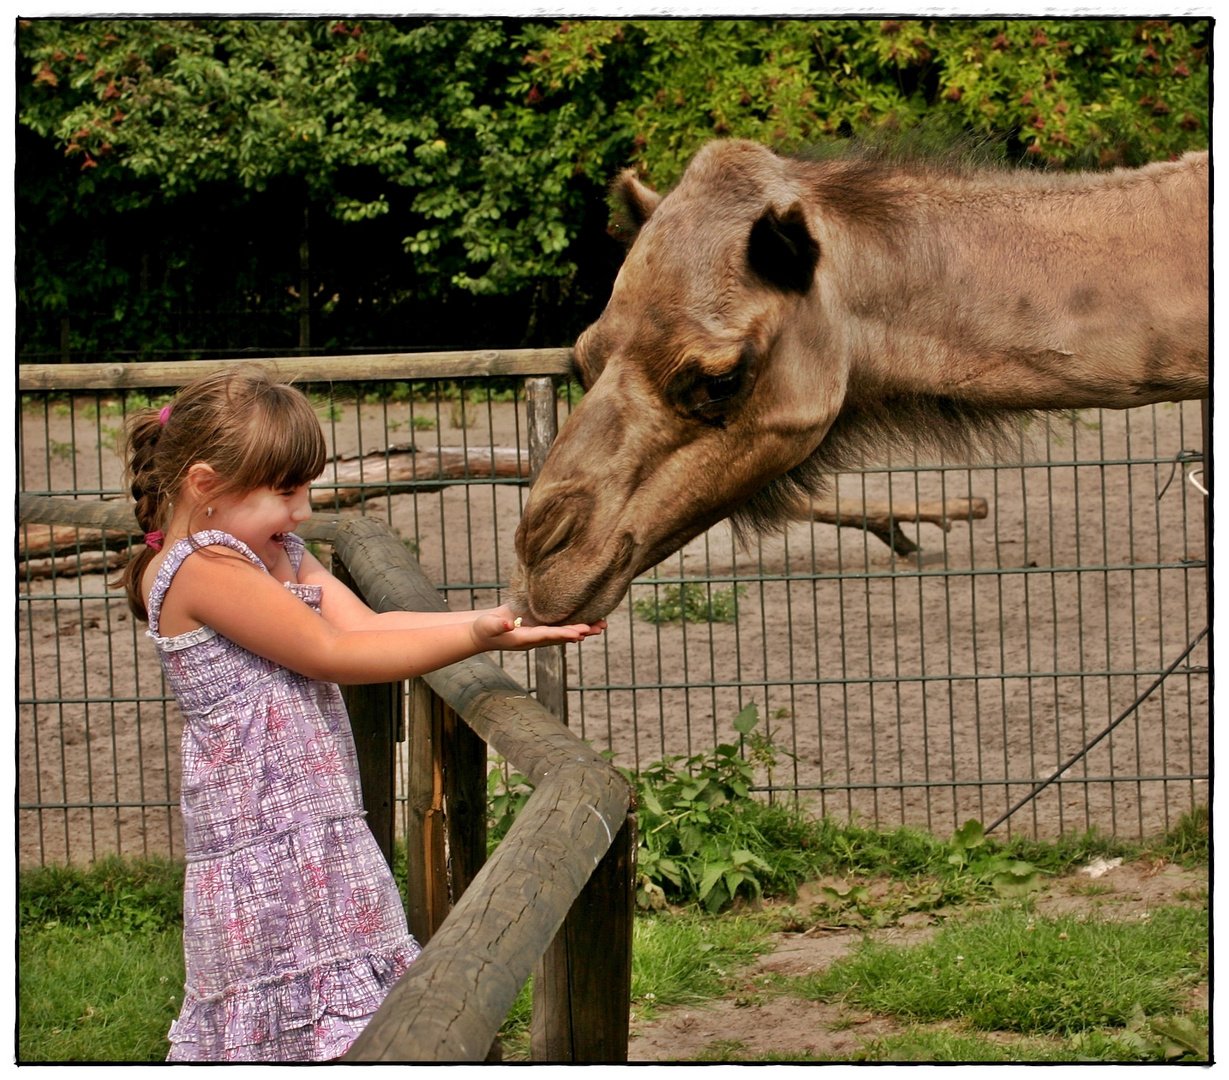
[514,141,850,624]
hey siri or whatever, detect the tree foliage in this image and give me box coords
[513,18,1208,188]
[16,17,1209,362]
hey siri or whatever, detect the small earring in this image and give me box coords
[206,506,214,518]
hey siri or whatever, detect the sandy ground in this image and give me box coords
[627,858,1208,1062]
[17,394,1208,866]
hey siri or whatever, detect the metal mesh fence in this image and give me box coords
[17,373,1208,866]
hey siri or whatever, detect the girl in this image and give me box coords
[119,366,603,1061]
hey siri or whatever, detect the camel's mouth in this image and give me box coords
[515,529,640,625]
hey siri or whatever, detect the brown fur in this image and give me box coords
[515,140,1208,624]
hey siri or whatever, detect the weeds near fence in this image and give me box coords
[632,581,746,624]
[488,703,1140,918]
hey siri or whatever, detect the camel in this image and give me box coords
[513,139,1209,625]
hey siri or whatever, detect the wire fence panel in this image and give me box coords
[17,371,1208,866]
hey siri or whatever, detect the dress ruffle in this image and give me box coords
[167,936,421,1060]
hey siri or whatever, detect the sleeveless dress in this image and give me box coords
[148,530,421,1061]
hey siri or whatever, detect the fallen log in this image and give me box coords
[18,521,134,561]
[20,547,131,582]
[313,443,530,509]
[788,495,989,556]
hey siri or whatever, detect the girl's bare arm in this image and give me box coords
[162,547,601,685]
[296,549,543,631]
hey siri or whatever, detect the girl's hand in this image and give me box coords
[470,613,604,652]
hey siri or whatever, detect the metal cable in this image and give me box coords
[984,625,1209,833]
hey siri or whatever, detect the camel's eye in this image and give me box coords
[674,343,756,426]
[700,370,742,405]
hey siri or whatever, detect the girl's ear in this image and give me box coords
[184,462,220,504]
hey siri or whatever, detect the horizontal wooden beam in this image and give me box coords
[17,349,575,391]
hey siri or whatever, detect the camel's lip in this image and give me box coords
[523,531,640,625]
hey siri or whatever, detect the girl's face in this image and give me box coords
[209,483,314,567]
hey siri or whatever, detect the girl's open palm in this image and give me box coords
[471,613,604,652]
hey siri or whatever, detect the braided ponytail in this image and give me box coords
[118,407,172,620]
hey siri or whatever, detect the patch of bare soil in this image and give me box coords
[627,859,1208,1063]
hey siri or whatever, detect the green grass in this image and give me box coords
[497,909,775,1059]
[19,926,184,1062]
[18,806,1208,1063]
[794,905,1207,1035]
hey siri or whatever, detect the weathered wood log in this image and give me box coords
[18,521,133,560]
[315,444,530,508]
[789,495,990,556]
[530,812,636,1062]
[19,547,131,581]
[18,349,575,391]
[17,497,141,579]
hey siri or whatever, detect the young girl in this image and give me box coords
[119,366,603,1062]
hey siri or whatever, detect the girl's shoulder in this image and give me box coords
[146,532,269,637]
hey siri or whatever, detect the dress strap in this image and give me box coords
[283,531,306,575]
[146,531,267,637]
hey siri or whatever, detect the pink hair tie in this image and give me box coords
[144,530,164,551]
[158,405,172,426]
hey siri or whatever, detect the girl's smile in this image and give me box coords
[209,484,314,569]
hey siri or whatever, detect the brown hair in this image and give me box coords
[117,365,327,621]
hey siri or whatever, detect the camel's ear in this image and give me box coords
[747,202,820,293]
[608,169,662,245]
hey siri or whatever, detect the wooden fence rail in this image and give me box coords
[17,494,635,1062]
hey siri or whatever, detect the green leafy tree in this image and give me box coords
[18,18,593,298]
[514,18,1209,187]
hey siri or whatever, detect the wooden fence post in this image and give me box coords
[441,696,489,902]
[404,677,451,945]
[529,812,637,1062]
[340,679,400,870]
[525,376,568,724]
[333,557,399,869]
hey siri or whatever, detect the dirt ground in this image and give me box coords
[627,858,1209,1062]
[17,395,1209,866]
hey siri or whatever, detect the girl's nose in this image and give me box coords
[291,489,313,521]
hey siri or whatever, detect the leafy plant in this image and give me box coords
[487,759,534,847]
[19,856,185,935]
[947,818,1043,899]
[633,581,747,624]
[624,703,821,912]
[1071,1007,1208,1062]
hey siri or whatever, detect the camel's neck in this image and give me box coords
[838,155,1208,410]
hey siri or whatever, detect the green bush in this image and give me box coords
[632,581,746,624]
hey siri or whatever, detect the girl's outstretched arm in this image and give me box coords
[295,549,580,633]
[161,546,602,685]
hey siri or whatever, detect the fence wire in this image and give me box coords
[16,374,1208,866]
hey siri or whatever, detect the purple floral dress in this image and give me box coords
[148,531,420,1061]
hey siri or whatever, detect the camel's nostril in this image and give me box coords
[518,488,595,567]
[536,512,576,561]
